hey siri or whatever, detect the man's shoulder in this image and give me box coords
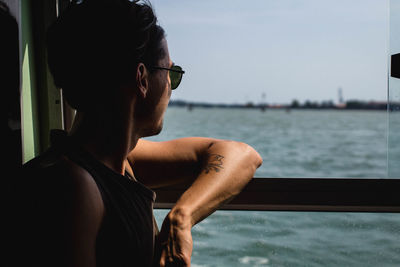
[8,150,104,267]
[19,148,98,199]
[22,145,68,172]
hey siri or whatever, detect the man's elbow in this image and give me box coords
[216,140,263,171]
[251,146,263,169]
[239,141,263,171]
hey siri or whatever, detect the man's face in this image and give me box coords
[137,38,172,137]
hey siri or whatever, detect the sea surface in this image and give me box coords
[147,107,400,266]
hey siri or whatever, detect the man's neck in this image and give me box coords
[69,111,139,175]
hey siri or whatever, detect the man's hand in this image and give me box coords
[158,210,193,267]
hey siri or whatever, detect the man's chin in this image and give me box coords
[141,122,163,138]
[152,126,162,136]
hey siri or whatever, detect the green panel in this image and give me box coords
[20,0,63,163]
[21,0,39,163]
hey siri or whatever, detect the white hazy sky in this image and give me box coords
[151,0,389,104]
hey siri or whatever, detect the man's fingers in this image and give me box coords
[159,248,167,267]
[158,214,192,267]
[160,244,189,267]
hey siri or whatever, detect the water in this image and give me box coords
[149,107,388,178]
[147,107,400,266]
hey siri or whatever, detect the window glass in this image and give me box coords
[155,209,400,266]
[149,0,390,178]
[151,2,399,265]
[151,3,398,266]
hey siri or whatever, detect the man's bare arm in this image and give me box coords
[128,137,262,221]
[128,138,262,266]
[128,137,261,189]
[18,159,104,267]
[166,140,262,225]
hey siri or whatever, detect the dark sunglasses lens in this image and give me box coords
[170,66,183,89]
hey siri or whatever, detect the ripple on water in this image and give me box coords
[192,225,214,239]
[239,256,269,266]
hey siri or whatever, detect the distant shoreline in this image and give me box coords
[169,100,395,111]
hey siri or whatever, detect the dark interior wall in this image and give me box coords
[1,0,22,167]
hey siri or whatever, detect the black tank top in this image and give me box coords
[15,130,159,267]
[60,134,159,267]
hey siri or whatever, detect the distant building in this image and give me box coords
[338,87,344,104]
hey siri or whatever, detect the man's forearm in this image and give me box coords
[167,140,262,227]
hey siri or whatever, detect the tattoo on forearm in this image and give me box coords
[203,154,225,174]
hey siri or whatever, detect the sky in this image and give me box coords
[151,0,389,105]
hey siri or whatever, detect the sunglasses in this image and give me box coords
[151,65,185,90]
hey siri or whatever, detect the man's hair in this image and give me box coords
[46,0,165,111]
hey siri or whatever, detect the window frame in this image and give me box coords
[154,178,400,212]
[154,52,400,213]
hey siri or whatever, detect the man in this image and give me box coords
[12,0,262,266]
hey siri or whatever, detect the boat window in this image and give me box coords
[146,0,392,179]
[15,0,399,264]
[149,2,400,264]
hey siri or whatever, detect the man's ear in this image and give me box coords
[136,63,149,98]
